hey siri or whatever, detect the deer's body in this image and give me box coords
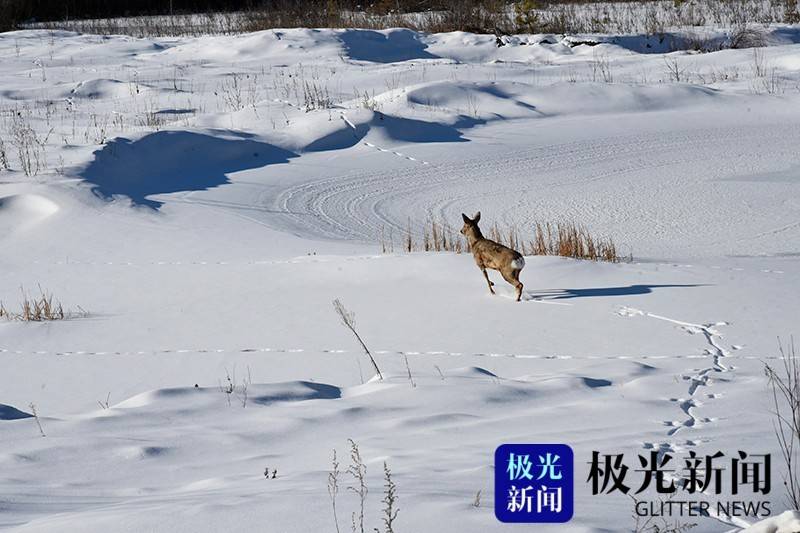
[460,212,525,301]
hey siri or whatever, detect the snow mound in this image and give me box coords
[406,81,542,121]
[114,445,172,460]
[444,366,499,379]
[114,386,200,409]
[161,28,342,63]
[273,108,467,153]
[742,511,800,533]
[774,54,800,71]
[0,194,59,233]
[250,381,342,405]
[80,130,297,209]
[116,381,341,410]
[406,80,722,120]
[67,79,147,99]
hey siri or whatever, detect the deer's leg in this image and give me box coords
[481,267,495,294]
[501,268,524,302]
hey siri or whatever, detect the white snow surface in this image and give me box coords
[1,26,800,532]
[743,511,800,533]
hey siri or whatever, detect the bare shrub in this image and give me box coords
[749,48,786,94]
[682,31,720,53]
[219,72,244,112]
[329,440,399,533]
[85,113,109,145]
[381,461,399,533]
[138,107,168,131]
[219,368,236,406]
[664,56,688,82]
[380,226,395,254]
[239,367,251,408]
[347,438,368,533]
[751,68,785,94]
[9,112,50,177]
[728,24,768,49]
[303,81,334,112]
[329,450,342,533]
[0,138,9,170]
[218,366,251,407]
[355,89,381,112]
[765,338,800,509]
[751,46,768,78]
[591,51,614,83]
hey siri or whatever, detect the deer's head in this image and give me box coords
[460,212,482,241]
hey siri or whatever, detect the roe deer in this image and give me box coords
[460,212,525,301]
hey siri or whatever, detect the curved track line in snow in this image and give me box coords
[338,111,430,164]
[266,122,800,258]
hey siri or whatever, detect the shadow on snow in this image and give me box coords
[532,283,704,300]
[338,29,438,63]
[80,131,297,209]
[305,113,470,152]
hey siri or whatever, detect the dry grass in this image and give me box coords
[0,286,85,321]
[383,216,624,262]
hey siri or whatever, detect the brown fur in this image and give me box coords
[460,212,525,302]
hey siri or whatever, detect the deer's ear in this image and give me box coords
[462,213,470,223]
[473,211,481,223]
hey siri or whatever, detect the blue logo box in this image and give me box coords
[495,443,574,523]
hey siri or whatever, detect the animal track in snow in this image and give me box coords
[620,307,737,466]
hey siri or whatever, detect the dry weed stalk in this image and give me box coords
[381,461,399,533]
[97,392,111,410]
[333,299,383,381]
[403,354,416,388]
[29,403,45,437]
[329,449,342,533]
[347,438,368,533]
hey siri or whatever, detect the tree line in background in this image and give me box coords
[0,0,639,32]
[1,0,797,34]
